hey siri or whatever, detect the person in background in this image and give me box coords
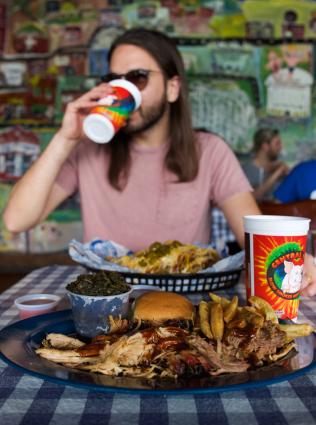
[3,28,259,252]
[274,159,316,203]
[242,128,289,201]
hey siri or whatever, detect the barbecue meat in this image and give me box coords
[224,321,286,364]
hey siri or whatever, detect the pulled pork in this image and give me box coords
[36,321,289,380]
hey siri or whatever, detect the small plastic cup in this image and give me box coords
[67,285,133,338]
[83,79,141,144]
[14,294,61,319]
[243,215,310,320]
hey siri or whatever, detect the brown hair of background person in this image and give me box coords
[253,128,280,154]
[106,28,198,190]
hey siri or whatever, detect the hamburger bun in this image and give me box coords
[133,291,195,324]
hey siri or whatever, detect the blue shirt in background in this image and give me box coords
[274,160,316,203]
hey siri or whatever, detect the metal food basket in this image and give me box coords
[119,268,243,293]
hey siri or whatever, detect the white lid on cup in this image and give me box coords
[109,79,142,109]
[83,113,115,144]
[243,215,310,236]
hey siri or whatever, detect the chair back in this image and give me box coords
[258,199,316,231]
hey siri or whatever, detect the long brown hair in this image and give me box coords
[106,28,198,190]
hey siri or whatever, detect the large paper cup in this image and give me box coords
[243,215,310,320]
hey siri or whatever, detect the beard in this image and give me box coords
[123,92,168,135]
[267,150,279,161]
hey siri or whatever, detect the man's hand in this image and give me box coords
[58,83,114,142]
[270,161,289,180]
[301,252,316,297]
[253,161,289,200]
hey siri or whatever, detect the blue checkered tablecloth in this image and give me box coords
[1,265,316,425]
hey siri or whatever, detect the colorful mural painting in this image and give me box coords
[1,0,316,252]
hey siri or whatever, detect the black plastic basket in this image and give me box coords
[119,268,243,293]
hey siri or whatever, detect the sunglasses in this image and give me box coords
[100,69,161,91]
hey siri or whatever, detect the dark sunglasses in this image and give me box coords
[100,68,160,91]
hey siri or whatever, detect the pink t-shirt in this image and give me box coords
[56,132,251,251]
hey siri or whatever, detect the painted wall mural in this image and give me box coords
[1,0,316,252]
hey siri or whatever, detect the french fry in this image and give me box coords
[279,323,315,340]
[208,293,230,308]
[210,302,224,341]
[248,296,278,324]
[199,301,213,339]
[223,295,238,323]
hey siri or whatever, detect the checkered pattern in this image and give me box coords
[211,207,236,246]
[1,265,316,425]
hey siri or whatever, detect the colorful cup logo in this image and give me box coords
[83,79,141,144]
[91,87,135,133]
[244,215,310,320]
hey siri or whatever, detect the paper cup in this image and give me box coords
[83,79,141,144]
[243,215,310,320]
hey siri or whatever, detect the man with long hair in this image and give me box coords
[4,28,259,252]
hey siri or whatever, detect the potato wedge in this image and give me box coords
[210,302,224,341]
[208,293,230,308]
[248,296,278,324]
[199,301,213,339]
[223,295,238,323]
[279,323,315,340]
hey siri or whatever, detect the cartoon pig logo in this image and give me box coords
[281,260,303,294]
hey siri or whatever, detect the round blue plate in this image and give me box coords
[0,309,315,395]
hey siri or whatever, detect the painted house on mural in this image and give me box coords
[0,126,40,182]
[265,66,313,118]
